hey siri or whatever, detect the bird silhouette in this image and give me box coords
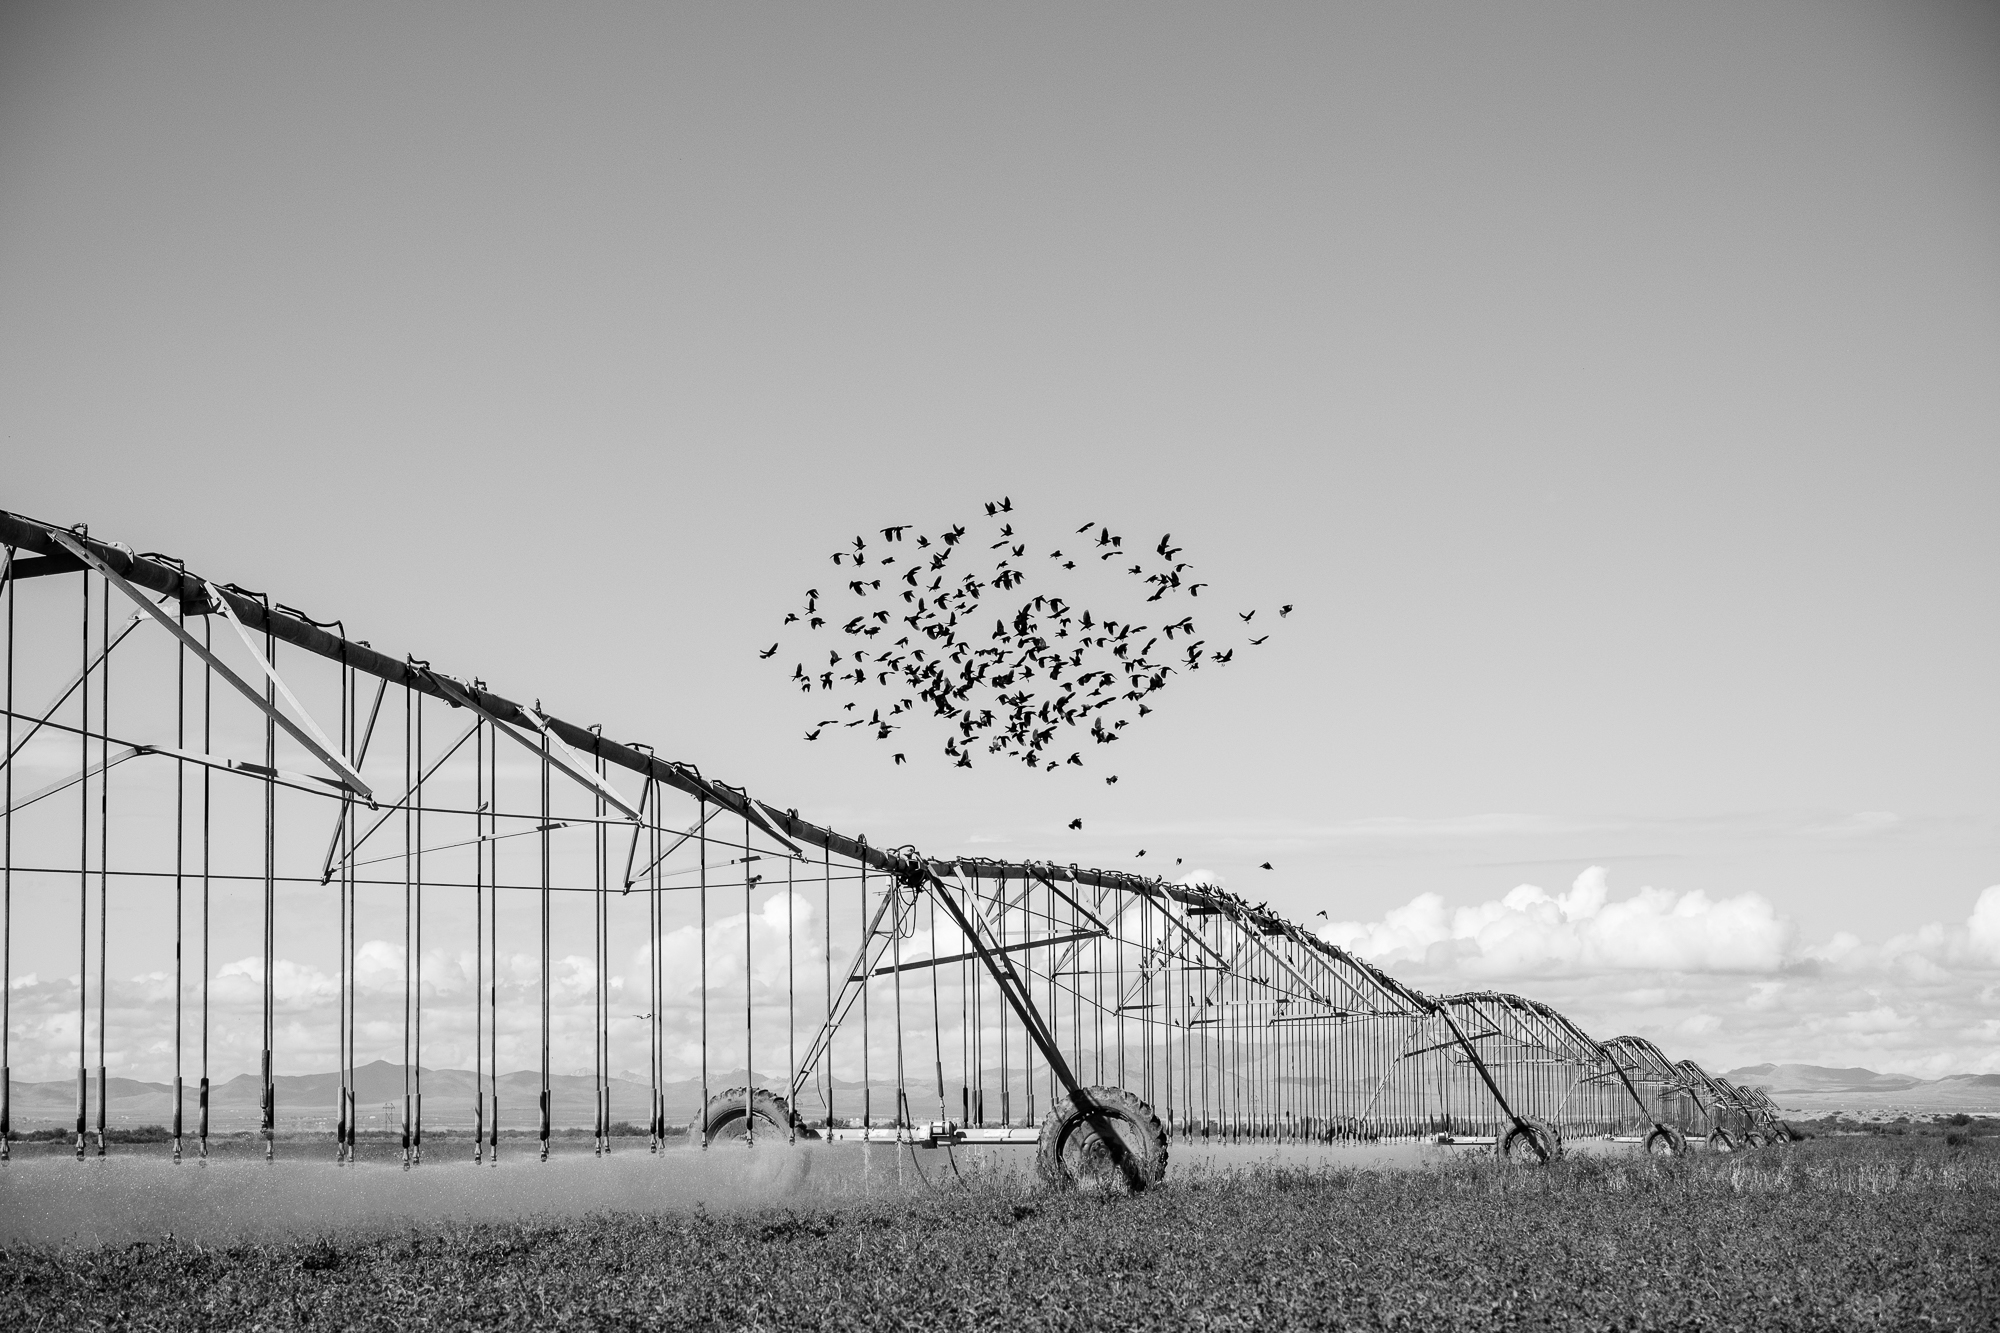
[804,729,821,741]
[1259,862,1272,870]
[893,753,906,764]
[759,644,779,658]
[1279,604,1293,617]
[1067,818,1083,830]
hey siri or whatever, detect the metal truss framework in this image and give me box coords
[0,510,1790,1168]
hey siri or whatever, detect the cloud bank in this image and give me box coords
[1318,870,2000,1078]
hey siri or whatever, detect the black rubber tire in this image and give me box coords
[1644,1125,1688,1158]
[1708,1128,1740,1154]
[1744,1130,1769,1149]
[1497,1116,1562,1163]
[1035,1086,1169,1194]
[695,1086,820,1145]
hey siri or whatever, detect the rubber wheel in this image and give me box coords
[1708,1128,1740,1154]
[1497,1116,1562,1163]
[1644,1125,1688,1157]
[1744,1130,1769,1149]
[1036,1086,1169,1194]
[696,1086,820,1145]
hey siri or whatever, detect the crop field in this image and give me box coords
[3,1133,1997,1332]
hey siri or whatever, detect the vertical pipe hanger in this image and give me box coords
[1,545,11,1162]
[488,717,500,1165]
[260,611,276,1160]
[474,712,484,1165]
[743,809,754,1147]
[96,576,108,1159]
[539,724,551,1162]
[173,589,187,1163]
[401,681,413,1170]
[76,561,88,1161]
[199,614,211,1163]
[411,679,424,1166]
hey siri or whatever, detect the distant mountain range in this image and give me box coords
[1725,1063,2000,1107]
[3,1059,997,1131]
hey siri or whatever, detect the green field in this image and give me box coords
[4,1133,1996,1331]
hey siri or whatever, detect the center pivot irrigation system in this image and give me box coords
[0,510,1790,1190]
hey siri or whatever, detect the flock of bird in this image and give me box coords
[762,498,1288,788]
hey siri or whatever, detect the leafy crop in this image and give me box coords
[3,1136,1995,1330]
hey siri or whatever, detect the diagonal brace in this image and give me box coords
[51,533,373,801]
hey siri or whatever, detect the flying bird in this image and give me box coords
[1068,818,1083,830]
[1259,862,1273,870]
[1279,604,1293,617]
[759,644,779,658]
[804,729,821,741]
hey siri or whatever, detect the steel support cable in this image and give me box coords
[0,611,148,780]
[322,715,477,882]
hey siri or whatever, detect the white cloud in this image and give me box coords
[1318,866,1792,977]
[1969,885,2000,963]
[1316,870,2000,1078]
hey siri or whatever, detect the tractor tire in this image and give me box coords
[696,1087,820,1145]
[1036,1086,1169,1194]
[1744,1130,1769,1149]
[1497,1116,1562,1163]
[1644,1125,1688,1158]
[1708,1128,1740,1154]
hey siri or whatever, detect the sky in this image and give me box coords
[1,1,1997,1082]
